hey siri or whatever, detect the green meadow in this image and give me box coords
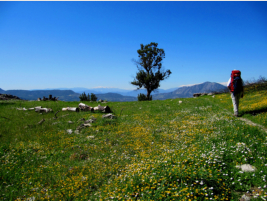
[1,84,267,201]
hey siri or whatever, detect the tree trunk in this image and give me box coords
[146,90,151,100]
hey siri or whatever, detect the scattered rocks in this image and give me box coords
[78,103,94,112]
[76,124,84,131]
[76,123,91,131]
[86,136,95,140]
[240,194,250,201]
[62,107,79,112]
[83,123,92,127]
[0,93,22,100]
[84,119,95,124]
[98,99,108,103]
[235,164,256,172]
[37,119,45,125]
[37,95,58,101]
[25,196,36,201]
[78,118,85,122]
[52,122,61,125]
[90,116,97,121]
[193,92,222,97]
[102,113,117,119]
[35,107,53,113]
[94,105,112,113]
[193,93,205,97]
[17,107,28,111]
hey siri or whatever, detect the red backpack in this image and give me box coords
[229,70,243,94]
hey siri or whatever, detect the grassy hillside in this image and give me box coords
[0,82,266,200]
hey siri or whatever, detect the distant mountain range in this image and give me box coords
[0,89,80,102]
[96,93,137,102]
[0,82,227,102]
[30,87,179,97]
[153,82,227,100]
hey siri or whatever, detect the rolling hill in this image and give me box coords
[0,89,80,101]
[94,93,137,102]
[153,82,227,100]
[0,82,227,101]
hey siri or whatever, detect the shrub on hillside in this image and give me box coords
[244,76,267,92]
[138,93,152,101]
[91,93,97,101]
[79,92,90,101]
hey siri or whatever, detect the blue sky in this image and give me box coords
[1,1,267,90]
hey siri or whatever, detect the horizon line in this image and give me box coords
[1,81,227,91]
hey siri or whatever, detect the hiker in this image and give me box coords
[227,70,244,117]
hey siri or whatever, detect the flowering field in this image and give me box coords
[0,87,266,200]
[212,87,267,127]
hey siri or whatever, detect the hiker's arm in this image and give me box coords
[241,80,244,98]
[227,78,231,91]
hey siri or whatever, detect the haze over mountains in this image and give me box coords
[30,87,179,97]
[0,82,227,102]
[153,82,227,100]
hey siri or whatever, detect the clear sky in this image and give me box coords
[1,1,267,90]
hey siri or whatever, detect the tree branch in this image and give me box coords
[54,110,60,119]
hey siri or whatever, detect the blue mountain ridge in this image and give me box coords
[0,82,227,101]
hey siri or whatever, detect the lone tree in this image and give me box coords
[131,42,172,100]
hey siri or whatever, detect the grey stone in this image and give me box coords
[102,113,117,119]
[84,119,95,123]
[235,164,256,172]
[78,118,85,122]
[240,194,250,201]
[86,136,95,140]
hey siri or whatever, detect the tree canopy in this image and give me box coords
[131,42,172,100]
